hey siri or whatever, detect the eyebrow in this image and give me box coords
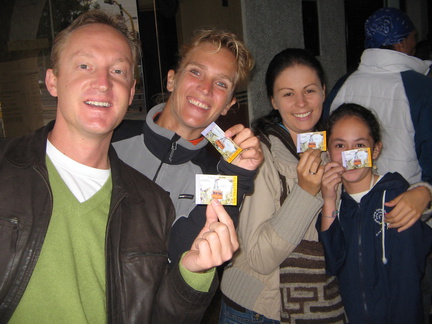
[186,61,235,84]
[73,51,130,64]
[276,83,319,92]
[331,137,369,142]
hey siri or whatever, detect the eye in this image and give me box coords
[283,92,293,97]
[190,69,201,76]
[79,64,89,70]
[305,89,315,94]
[113,69,125,75]
[335,143,344,148]
[216,81,228,89]
[355,143,366,148]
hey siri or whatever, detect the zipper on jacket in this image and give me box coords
[357,202,369,321]
[104,189,127,324]
[152,134,180,182]
[0,216,19,253]
[125,251,169,261]
[168,142,177,162]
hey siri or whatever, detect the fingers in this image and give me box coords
[298,149,322,175]
[208,199,238,250]
[224,124,245,138]
[227,125,263,171]
[396,218,418,233]
[183,200,238,272]
[321,162,344,200]
[385,189,427,231]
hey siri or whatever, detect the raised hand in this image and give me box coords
[225,124,263,171]
[182,199,239,272]
[297,149,324,196]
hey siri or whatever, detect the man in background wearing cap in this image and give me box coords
[324,7,432,186]
[323,7,432,323]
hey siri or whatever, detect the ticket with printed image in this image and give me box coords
[297,131,327,153]
[195,174,238,205]
[341,148,372,170]
[202,122,243,163]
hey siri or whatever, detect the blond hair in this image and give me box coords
[177,29,254,86]
[50,10,141,77]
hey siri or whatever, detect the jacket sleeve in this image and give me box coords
[387,220,432,323]
[152,261,218,324]
[318,216,347,275]
[403,71,432,185]
[237,145,323,275]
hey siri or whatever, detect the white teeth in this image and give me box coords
[188,98,209,110]
[85,101,111,107]
[294,111,311,118]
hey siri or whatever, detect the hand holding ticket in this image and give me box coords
[202,122,243,163]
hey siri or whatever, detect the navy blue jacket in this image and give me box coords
[320,172,432,324]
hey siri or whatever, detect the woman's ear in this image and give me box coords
[166,70,176,92]
[271,97,278,110]
[221,97,236,116]
[372,141,383,160]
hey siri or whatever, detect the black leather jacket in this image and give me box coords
[0,122,217,324]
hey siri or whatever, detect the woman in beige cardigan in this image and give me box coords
[219,48,431,324]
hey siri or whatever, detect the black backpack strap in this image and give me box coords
[322,70,354,121]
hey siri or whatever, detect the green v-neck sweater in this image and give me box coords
[9,158,112,323]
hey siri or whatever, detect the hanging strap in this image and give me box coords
[258,124,300,205]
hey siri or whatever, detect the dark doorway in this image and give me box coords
[138,9,178,111]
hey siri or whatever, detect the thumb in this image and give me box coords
[205,200,219,226]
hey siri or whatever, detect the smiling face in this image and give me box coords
[46,23,136,142]
[270,64,325,142]
[328,115,382,193]
[158,42,238,140]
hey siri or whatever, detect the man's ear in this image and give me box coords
[128,79,136,106]
[166,70,176,92]
[393,40,408,54]
[372,141,383,160]
[221,97,236,116]
[45,69,58,97]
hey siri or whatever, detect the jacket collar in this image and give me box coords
[143,103,209,164]
[3,120,134,202]
[359,48,432,75]
[4,120,54,168]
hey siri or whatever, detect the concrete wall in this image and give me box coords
[241,0,346,122]
[176,0,243,45]
[173,0,427,124]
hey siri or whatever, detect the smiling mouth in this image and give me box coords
[293,111,311,118]
[188,98,210,110]
[85,100,112,108]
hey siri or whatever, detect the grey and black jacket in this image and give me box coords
[113,103,256,262]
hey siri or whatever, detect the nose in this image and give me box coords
[295,93,307,107]
[198,78,212,96]
[91,70,111,92]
